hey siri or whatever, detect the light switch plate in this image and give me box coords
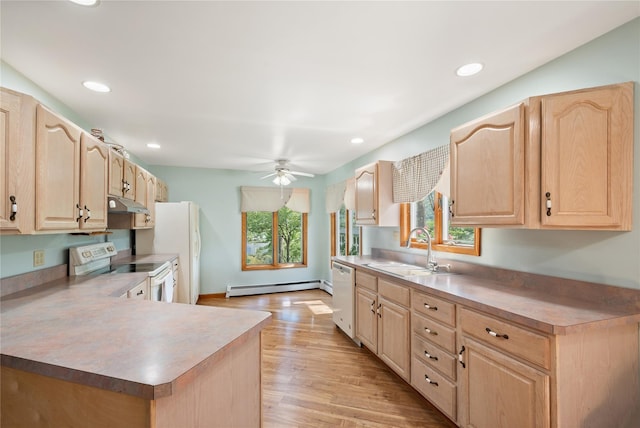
[33,249,45,267]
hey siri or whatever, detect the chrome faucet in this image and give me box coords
[406,227,438,271]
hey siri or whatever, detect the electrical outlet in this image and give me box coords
[33,250,45,267]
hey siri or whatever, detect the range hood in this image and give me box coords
[108,196,149,214]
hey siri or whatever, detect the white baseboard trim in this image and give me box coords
[226,280,325,298]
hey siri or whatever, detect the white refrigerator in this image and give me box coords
[136,201,201,304]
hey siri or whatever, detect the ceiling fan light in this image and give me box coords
[273,176,291,186]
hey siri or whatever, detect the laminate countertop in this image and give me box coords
[0,255,271,400]
[334,254,640,335]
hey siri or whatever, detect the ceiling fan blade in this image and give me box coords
[260,172,277,179]
[285,173,297,181]
[289,170,315,178]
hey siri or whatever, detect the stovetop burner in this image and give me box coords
[110,263,168,274]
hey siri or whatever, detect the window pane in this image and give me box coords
[411,193,436,239]
[349,210,360,255]
[338,206,347,256]
[442,195,475,246]
[277,206,303,264]
[245,211,273,265]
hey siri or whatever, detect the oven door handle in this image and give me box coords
[152,266,172,285]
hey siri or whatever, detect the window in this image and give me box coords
[243,206,308,270]
[330,205,360,257]
[400,192,481,256]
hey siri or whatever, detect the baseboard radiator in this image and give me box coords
[226,280,332,298]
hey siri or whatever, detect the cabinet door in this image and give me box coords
[355,163,377,225]
[108,150,125,197]
[378,297,411,381]
[458,337,550,428]
[450,103,526,226]
[123,159,136,200]
[35,104,82,231]
[355,287,377,352]
[0,89,34,233]
[145,174,156,228]
[133,166,149,228]
[541,83,633,230]
[79,133,108,230]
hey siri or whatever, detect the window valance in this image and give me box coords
[240,186,310,213]
[325,177,355,213]
[392,144,449,203]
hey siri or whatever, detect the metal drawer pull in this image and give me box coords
[424,374,438,386]
[424,351,438,361]
[458,346,466,368]
[370,300,375,313]
[486,327,509,340]
[9,196,17,221]
[136,290,144,296]
[424,303,438,311]
[424,327,438,336]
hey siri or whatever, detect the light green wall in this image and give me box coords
[2,19,639,292]
[326,18,640,289]
[146,165,329,293]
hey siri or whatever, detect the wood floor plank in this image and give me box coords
[199,290,456,428]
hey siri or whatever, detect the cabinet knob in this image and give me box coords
[545,192,552,216]
[424,303,438,311]
[486,327,509,340]
[424,374,438,387]
[9,196,17,221]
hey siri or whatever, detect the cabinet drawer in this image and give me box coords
[127,280,148,300]
[411,355,456,421]
[411,290,455,327]
[356,270,377,292]
[378,279,410,307]
[459,308,550,369]
[412,334,456,380]
[412,313,456,353]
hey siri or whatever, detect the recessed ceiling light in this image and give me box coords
[456,62,484,77]
[351,137,364,144]
[69,0,99,6]
[82,81,111,93]
[147,143,161,149]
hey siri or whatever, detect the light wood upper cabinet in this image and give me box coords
[35,104,109,232]
[355,160,398,226]
[133,168,155,228]
[0,88,35,234]
[450,82,633,230]
[79,133,109,230]
[155,178,168,202]
[540,83,633,229]
[35,104,83,231]
[108,150,136,200]
[450,103,527,226]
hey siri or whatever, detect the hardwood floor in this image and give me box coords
[198,289,456,428]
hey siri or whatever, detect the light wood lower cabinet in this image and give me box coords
[458,337,550,428]
[1,331,263,428]
[355,274,411,382]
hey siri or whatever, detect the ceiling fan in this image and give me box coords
[260,159,315,186]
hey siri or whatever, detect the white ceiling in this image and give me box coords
[1,1,638,175]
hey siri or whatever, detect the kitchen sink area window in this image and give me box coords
[241,187,309,270]
[393,145,481,256]
[400,192,481,256]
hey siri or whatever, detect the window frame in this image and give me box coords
[400,192,481,256]
[242,209,308,271]
[330,207,361,258]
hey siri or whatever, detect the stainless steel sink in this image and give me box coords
[364,262,442,278]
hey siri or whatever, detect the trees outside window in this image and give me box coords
[243,206,307,270]
[401,192,480,256]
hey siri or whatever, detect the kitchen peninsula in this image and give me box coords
[0,263,271,427]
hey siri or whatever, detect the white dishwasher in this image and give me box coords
[332,261,358,343]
